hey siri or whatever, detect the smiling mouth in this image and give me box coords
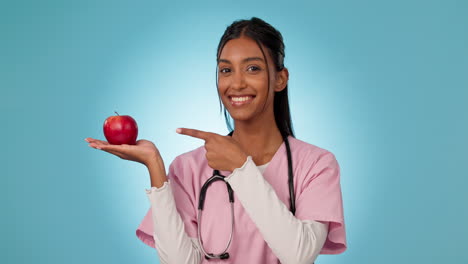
[229,95,255,106]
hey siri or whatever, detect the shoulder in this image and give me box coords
[168,145,207,179]
[288,136,337,163]
[287,136,340,179]
[172,145,206,166]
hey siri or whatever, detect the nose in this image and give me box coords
[230,70,247,90]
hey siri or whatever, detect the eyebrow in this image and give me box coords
[217,57,265,64]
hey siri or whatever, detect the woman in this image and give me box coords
[86,17,347,263]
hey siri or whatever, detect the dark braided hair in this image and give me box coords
[216,17,295,139]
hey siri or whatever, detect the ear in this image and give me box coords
[274,67,289,92]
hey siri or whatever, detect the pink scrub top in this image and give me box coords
[136,136,347,262]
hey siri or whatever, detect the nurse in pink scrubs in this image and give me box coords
[86,17,347,263]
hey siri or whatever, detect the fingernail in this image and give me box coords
[84,138,89,142]
[176,128,181,133]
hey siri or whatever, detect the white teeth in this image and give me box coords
[231,96,252,102]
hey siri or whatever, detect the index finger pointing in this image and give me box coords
[176,128,213,141]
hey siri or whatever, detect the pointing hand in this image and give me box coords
[176,128,248,172]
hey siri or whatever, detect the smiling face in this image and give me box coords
[217,35,288,125]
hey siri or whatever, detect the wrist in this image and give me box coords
[144,151,161,167]
[231,154,249,172]
[146,156,167,188]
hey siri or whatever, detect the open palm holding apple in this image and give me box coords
[85,138,160,166]
[85,112,160,166]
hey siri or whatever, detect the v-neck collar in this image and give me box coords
[261,135,290,175]
[219,135,291,176]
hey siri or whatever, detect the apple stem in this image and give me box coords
[114,111,119,116]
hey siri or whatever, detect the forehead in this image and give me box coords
[219,36,268,62]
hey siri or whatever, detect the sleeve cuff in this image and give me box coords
[145,180,170,194]
[225,156,254,182]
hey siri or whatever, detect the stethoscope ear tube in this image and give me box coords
[198,172,234,210]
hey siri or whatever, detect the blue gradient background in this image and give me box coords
[2,0,467,263]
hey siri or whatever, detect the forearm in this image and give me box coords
[144,157,201,263]
[145,181,202,263]
[225,156,328,264]
[146,156,168,188]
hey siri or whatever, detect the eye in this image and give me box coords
[219,67,231,74]
[247,65,261,72]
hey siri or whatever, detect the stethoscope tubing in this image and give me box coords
[197,174,234,259]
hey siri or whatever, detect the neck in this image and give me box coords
[231,113,284,165]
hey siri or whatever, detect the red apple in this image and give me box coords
[103,111,138,145]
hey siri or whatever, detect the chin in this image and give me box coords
[227,111,257,122]
[222,101,260,122]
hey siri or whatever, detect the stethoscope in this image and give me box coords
[197,131,296,260]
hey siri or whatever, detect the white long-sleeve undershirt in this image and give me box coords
[145,156,328,264]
